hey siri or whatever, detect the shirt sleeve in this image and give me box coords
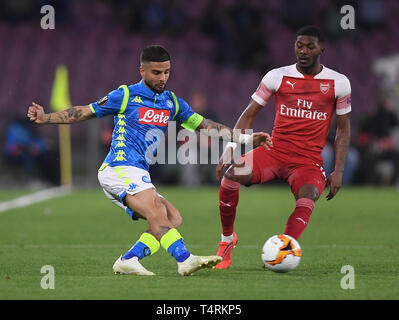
[171,96,195,125]
[251,69,279,106]
[89,86,126,118]
[335,76,352,115]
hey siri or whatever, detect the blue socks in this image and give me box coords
[167,238,191,263]
[122,241,150,260]
[122,232,160,260]
[123,229,191,263]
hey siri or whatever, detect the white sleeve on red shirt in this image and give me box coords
[251,69,282,107]
[335,76,351,115]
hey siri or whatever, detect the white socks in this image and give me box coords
[221,233,234,243]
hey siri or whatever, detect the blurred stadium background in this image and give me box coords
[1,0,399,190]
[1,0,399,302]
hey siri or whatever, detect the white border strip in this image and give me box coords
[0,186,71,213]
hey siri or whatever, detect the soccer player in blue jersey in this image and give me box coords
[27,45,272,276]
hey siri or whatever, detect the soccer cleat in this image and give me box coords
[216,232,238,269]
[113,255,155,276]
[177,254,222,276]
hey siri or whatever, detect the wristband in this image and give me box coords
[238,133,251,144]
[226,142,238,150]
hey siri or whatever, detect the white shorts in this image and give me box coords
[98,165,156,220]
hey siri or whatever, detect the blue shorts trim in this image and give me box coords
[126,207,139,220]
[119,191,139,221]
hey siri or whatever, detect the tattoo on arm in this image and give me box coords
[66,107,83,119]
[198,118,234,141]
[45,106,94,124]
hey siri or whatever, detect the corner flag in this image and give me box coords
[50,65,71,111]
[50,65,72,186]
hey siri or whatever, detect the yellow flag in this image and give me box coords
[50,65,71,111]
[50,65,72,186]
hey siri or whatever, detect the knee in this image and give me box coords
[171,213,183,228]
[153,195,166,210]
[296,184,320,201]
[146,197,167,221]
[167,203,183,228]
[224,167,237,181]
[224,163,253,185]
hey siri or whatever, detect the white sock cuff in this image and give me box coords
[221,233,234,243]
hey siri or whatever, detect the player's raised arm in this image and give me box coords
[27,102,95,124]
[233,98,266,132]
[326,113,351,200]
[196,115,272,148]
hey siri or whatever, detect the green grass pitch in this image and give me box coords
[0,186,398,300]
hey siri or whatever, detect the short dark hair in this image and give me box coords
[296,25,325,43]
[140,45,171,63]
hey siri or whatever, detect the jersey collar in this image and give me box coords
[138,80,168,100]
[295,63,325,79]
[138,80,156,97]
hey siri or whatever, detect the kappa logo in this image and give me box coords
[320,83,330,94]
[286,80,296,89]
[132,96,144,104]
[128,183,138,191]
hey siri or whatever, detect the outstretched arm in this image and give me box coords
[196,118,236,142]
[196,102,271,147]
[326,113,351,200]
[27,102,95,124]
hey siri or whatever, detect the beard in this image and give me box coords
[145,80,166,94]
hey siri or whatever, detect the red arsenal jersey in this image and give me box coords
[251,64,351,164]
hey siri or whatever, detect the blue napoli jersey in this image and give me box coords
[90,80,194,171]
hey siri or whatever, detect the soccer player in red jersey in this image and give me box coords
[215,26,351,269]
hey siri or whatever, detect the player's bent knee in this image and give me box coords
[152,196,167,212]
[296,184,320,201]
[171,214,183,228]
[225,164,253,185]
[139,198,167,223]
[165,205,182,228]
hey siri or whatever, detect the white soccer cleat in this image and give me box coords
[177,254,222,276]
[113,255,155,276]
